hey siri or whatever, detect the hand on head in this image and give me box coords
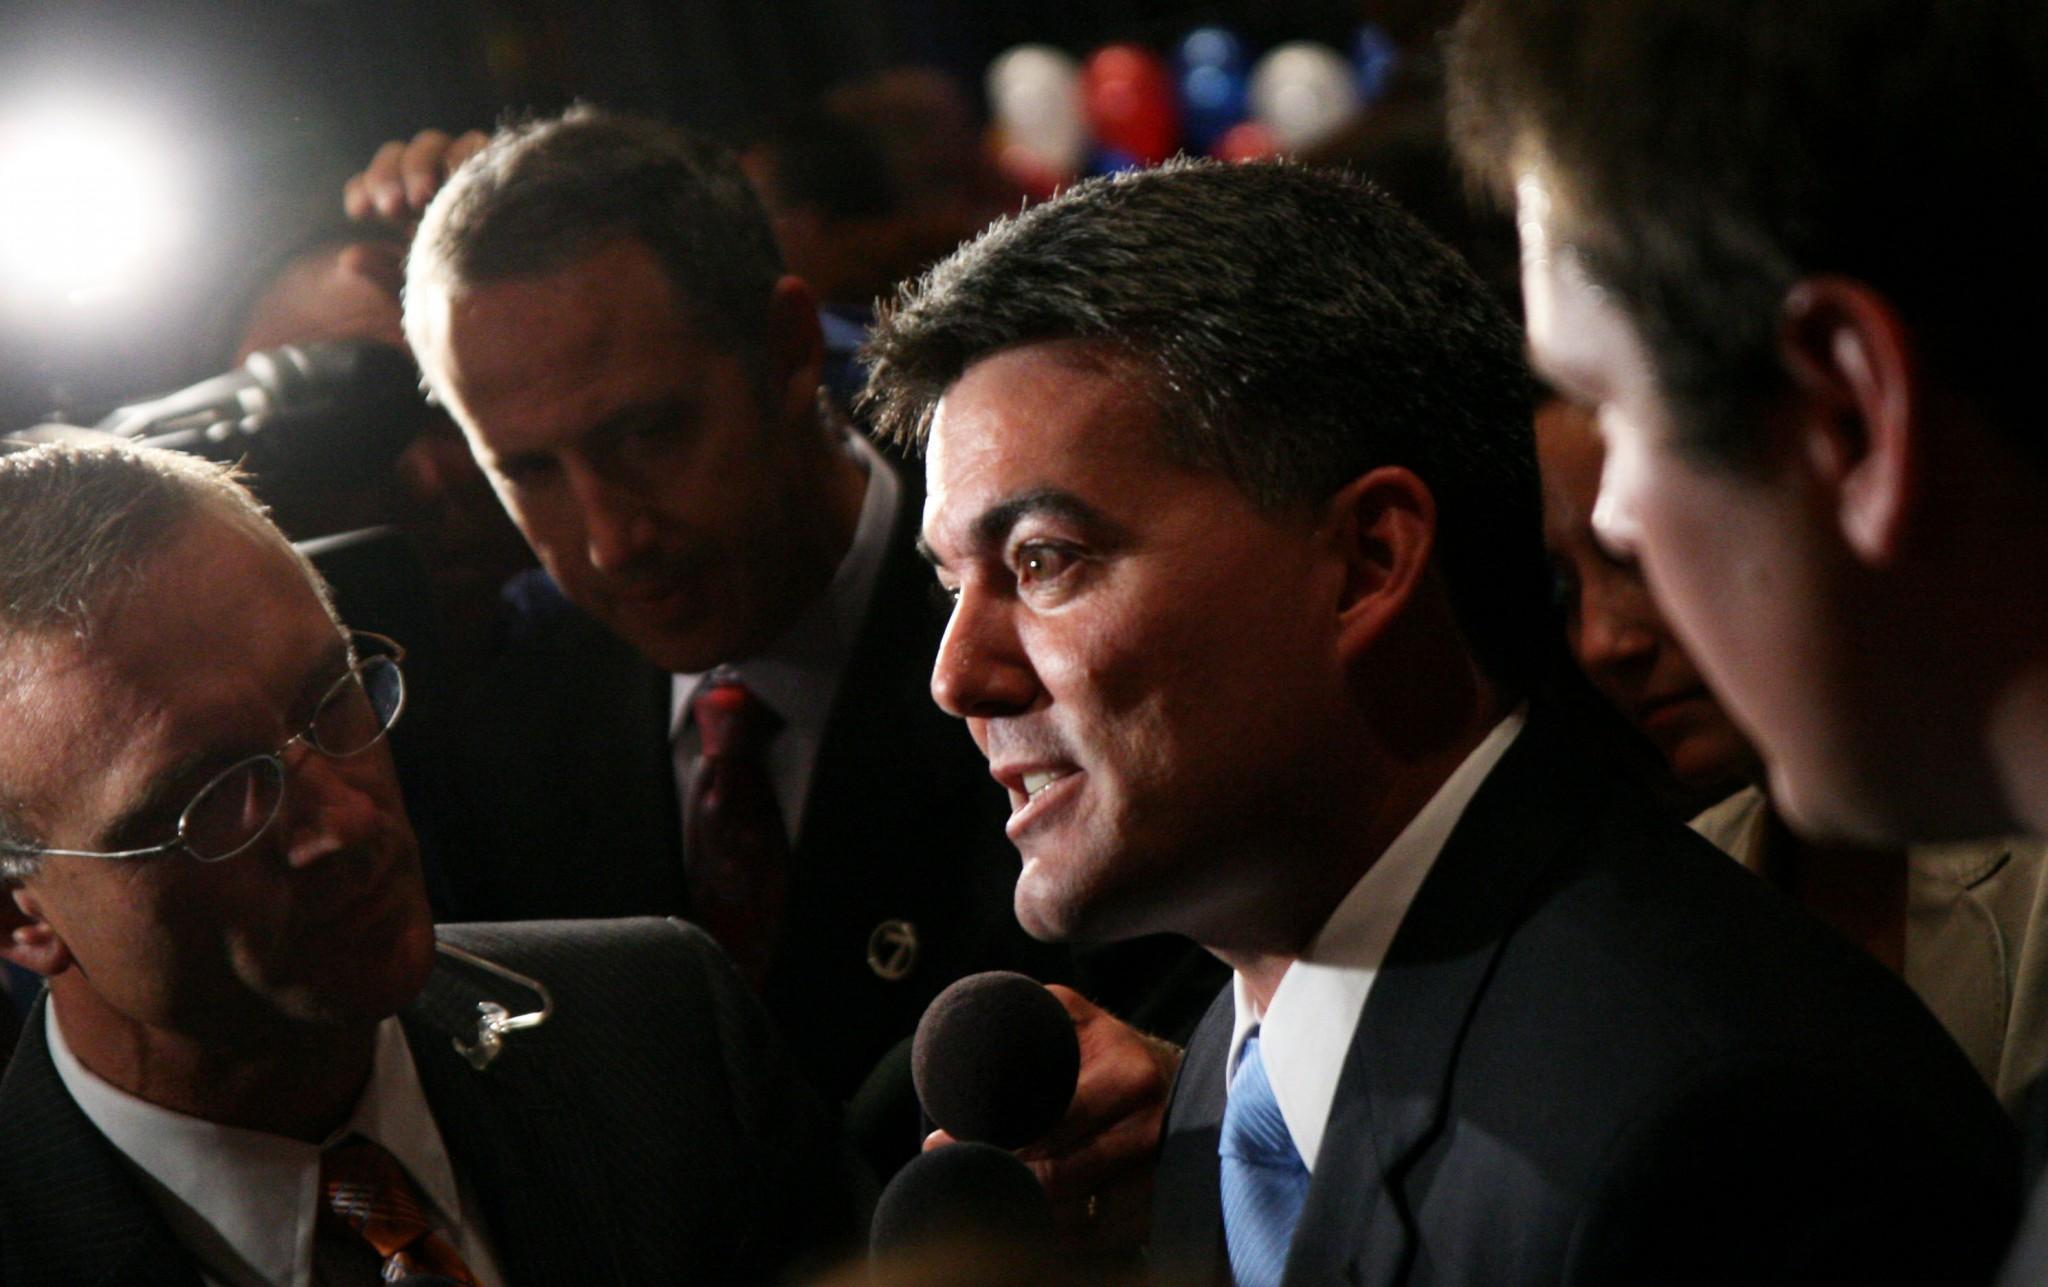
[343,128,491,225]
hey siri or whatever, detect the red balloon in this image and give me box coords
[1212,121,1280,163]
[1081,43,1180,165]
[992,132,1066,203]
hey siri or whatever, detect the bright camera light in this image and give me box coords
[0,102,183,308]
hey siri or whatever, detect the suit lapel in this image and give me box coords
[1152,987,1234,1287]
[0,998,204,1286]
[793,469,989,877]
[1283,712,1593,1287]
[570,630,684,909]
[405,949,630,1283]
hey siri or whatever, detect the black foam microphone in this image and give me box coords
[870,1140,1056,1262]
[912,971,1080,1150]
[100,340,429,490]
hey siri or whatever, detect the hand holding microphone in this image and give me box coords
[881,971,1182,1261]
[874,971,1073,1263]
[913,969,1083,1149]
[1010,983,1181,1250]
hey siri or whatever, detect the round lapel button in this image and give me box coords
[867,919,919,981]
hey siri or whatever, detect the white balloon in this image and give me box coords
[1248,41,1360,153]
[986,44,1087,178]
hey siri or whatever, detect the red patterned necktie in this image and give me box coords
[321,1137,481,1285]
[684,675,790,988]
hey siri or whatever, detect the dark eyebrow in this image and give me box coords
[588,394,696,444]
[487,396,695,477]
[97,749,216,850]
[920,488,1120,572]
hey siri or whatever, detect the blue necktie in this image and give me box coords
[1220,1030,1310,1287]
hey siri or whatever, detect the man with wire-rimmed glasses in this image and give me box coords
[11,630,407,869]
[0,440,863,1285]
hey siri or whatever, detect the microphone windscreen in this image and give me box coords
[912,971,1079,1149]
[870,1140,1055,1261]
[125,341,428,489]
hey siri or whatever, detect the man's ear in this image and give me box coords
[0,883,71,979]
[1779,277,1921,566]
[764,274,826,429]
[1321,466,1437,662]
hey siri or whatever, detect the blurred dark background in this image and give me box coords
[0,0,1460,430]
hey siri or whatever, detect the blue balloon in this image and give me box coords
[1177,25,1246,74]
[1352,24,1401,105]
[1179,63,1248,151]
[1176,26,1249,152]
[1184,64,1236,112]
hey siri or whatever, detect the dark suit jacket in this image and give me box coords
[1153,710,2020,1287]
[2000,1179,2048,1285]
[1995,1077,2048,1283]
[0,919,865,1286]
[430,462,1221,1111]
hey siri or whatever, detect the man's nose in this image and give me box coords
[930,584,1038,721]
[1575,570,1660,679]
[276,744,385,870]
[567,462,658,574]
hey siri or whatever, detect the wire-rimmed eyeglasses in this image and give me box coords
[4,631,407,864]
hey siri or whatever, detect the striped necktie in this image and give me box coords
[322,1136,481,1286]
[685,673,790,987]
[1219,1030,1310,1287]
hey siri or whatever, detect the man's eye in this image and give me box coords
[1016,543,1076,586]
[630,417,684,441]
[103,807,180,854]
[620,418,690,461]
[608,403,699,462]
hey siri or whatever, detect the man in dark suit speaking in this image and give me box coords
[0,441,860,1284]
[866,160,2018,1283]
[389,109,1213,1125]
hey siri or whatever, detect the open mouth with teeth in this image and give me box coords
[1022,769,1070,800]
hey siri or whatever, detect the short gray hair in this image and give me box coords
[0,440,332,878]
[405,105,784,381]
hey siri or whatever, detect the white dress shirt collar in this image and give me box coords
[669,430,900,840]
[48,1006,501,1287]
[1227,707,1527,1171]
